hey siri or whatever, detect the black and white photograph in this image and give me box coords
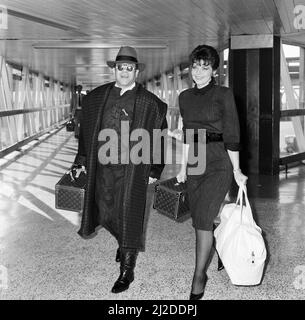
[0,0,305,308]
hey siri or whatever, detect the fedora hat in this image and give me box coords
[107,46,145,72]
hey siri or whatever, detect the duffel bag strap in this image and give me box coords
[235,184,255,226]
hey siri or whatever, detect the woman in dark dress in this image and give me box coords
[176,45,248,300]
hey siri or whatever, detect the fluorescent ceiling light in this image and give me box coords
[33,43,168,49]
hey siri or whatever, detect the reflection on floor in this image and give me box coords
[0,128,305,300]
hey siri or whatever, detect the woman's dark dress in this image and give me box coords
[179,81,241,231]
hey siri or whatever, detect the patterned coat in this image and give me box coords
[74,82,168,249]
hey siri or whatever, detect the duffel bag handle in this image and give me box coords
[236,184,255,226]
[236,184,250,208]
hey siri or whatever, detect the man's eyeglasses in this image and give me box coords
[116,63,136,72]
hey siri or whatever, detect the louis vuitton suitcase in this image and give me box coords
[153,177,190,220]
[55,167,87,212]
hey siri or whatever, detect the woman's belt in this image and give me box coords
[191,132,223,144]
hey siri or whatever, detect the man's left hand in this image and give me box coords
[148,177,158,184]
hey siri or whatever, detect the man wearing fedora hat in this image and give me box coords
[73,46,168,294]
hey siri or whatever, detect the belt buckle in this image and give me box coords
[206,132,220,143]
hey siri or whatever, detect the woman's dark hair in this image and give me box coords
[189,45,220,70]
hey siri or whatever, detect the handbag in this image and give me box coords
[153,177,189,220]
[214,184,266,286]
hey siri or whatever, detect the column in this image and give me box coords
[229,35,281,175]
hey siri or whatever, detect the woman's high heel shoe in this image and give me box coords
[189,275,208,300]
[217,257,224,271]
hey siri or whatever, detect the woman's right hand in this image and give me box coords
[176,168,187,183]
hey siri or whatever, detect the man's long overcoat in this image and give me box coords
[74,82,167,249]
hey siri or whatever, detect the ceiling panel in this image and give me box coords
[274,0,297,33]
[0,0,304,90]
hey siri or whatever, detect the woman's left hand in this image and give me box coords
[233,169,248,186]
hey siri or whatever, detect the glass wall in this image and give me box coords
[280,44,305,159]
[216,48,229,87]
[0,60,71,154]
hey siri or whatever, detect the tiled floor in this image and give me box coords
[0,128,305,300]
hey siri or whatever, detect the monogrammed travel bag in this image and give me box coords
[55,166,87,213]
[153,177,189,220]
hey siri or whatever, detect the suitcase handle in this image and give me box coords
[175,181,186,186]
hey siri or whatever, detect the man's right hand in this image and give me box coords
[70,164,87,177]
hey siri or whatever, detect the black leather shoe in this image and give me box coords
[189,274,208,300]
[111,268,134,293]
[111,251,137,294]
[115,248,120,263]
[218,257,224,271]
